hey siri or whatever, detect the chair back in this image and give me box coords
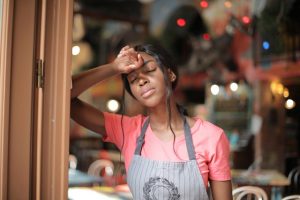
[287,166,300,194]
[69,154,78,169]
[87,159,114,177]
[282,195,300,200]
[232,186,268,200]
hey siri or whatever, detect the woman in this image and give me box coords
[71,44,233,200]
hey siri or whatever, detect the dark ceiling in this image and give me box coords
[75,0,147,25]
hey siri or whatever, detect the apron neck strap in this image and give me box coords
[134,116,196,160]
[134,118,150,155]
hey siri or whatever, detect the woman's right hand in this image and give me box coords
[112,46,144,74]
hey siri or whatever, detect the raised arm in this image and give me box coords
[70,46,143,136]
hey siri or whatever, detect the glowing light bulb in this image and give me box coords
[285,99,296,110]
[106,99,120,112]
[230,82,238,92]
[72,45,80,55]
[211,84,220,95]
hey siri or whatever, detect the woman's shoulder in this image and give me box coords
[104,112,147,127]
[191,117,225,139]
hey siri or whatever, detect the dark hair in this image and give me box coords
[120,44,185,160]
[121,43,179,98]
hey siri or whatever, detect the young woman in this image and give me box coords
[71,44,233,200]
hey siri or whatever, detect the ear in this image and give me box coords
[168,69,176,82]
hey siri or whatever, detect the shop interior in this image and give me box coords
[68,0,300,199]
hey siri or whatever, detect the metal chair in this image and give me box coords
[287,166,300,195]
[282,195,300,200]
[232,186,268,200]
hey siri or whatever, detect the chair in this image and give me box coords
[87,159,115,186]
[69,154,78,169]
[287,166,300,195]
[282,195,300,200]
[232,186,268,200]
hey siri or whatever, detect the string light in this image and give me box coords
[176,18,186,27]
[263,41,270,50]
[242,16,251,24]
[200,0,209,8]
[283,88,289,98]
[202,33,211,41]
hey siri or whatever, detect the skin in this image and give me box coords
[71,46,233,200]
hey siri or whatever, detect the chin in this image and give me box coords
[138,97,165,108]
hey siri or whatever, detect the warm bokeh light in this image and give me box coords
[285,99,296,110]
[224,1,232,8]
[276,83,284,95]
[106,99,120,112]
[283,88,289,98]
[202,33,211,41]
[72,45,81,55]
[176,18,186,27]
[242,16,251,24]
[230,82,238,92]
[211,84,220,95]
[200,0,209,8]
[270,81,278,94]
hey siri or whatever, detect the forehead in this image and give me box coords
[138,52,155,60]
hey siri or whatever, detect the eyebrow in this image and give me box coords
[127,59,156,80]
[141,60,154,68]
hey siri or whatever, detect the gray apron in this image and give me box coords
[127,117,209,200]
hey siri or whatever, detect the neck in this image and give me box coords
[147,99,184,132]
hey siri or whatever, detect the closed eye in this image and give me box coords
[130,78,137,84]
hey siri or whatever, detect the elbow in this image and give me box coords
[70,98,80,119]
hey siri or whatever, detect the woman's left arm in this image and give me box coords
[210,180,233,200]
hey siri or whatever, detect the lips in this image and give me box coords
[140,87,155,98]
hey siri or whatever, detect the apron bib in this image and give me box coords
[127,117,209,200]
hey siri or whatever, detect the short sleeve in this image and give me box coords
[208,131,231,181]
[103,112,143,150]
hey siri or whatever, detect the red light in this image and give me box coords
[200,1,209,8]
[242,16,251,24]
[176,18,186,27]
[202,33,210,41]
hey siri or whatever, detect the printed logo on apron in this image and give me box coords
[143,177,180,200]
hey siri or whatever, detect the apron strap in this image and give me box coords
[134,116,197,160]
[134,118,150,155]
[183,117,196,160]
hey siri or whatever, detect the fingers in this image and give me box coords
[135,54,144,67]
[115,45,144,73]
[117,45,135,58]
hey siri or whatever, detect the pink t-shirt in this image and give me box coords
[103,112,231,187]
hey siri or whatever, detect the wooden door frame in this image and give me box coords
[0,0,13,199]
[0,0,73,199]
[41,0,73,199]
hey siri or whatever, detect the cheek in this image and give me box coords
[129,85,138,98]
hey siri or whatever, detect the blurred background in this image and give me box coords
[68,0,300,199]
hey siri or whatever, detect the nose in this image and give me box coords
[138,77,148,86]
